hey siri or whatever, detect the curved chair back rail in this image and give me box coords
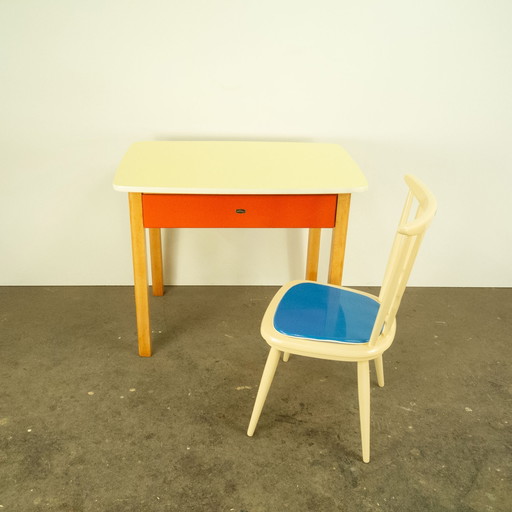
[370,174,438,345]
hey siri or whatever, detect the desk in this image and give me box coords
[113,141,367,356]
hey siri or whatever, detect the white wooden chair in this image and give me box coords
[247,175,437,462]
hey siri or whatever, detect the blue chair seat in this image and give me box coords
[273,283,380,344]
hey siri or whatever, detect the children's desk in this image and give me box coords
[113,141,367,356]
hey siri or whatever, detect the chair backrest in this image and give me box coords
[368,175,437,346]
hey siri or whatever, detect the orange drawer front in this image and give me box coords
[142,194,337,228]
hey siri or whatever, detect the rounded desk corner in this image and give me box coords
[113,183,140,193]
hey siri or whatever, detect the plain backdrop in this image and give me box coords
[1,0,511,287]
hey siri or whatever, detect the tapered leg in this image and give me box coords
[374,355,384,387]
[149,228,164,296]
[305,228,321,281]
[328,194,351,285]
[357,360,371,463]
[128,193,152,357]
[283,352,290,362]
[247,347,281,436]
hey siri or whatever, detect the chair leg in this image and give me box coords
[283,352,290,362]
[374,355,384,387]
[357,360,371,463]
[247,347,281,436]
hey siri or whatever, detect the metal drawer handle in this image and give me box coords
[235,209,246,214]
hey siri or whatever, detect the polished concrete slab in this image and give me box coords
[0,286,511,511]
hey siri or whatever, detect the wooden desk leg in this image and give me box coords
[305,228,321,281]
[149,228,164,296]
[128,193,152,357]
[328,194,351,285]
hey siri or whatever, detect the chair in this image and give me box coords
[247,175,437,462]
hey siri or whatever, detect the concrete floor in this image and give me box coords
[0,285,511,511]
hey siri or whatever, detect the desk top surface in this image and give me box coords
[113,141,368,194]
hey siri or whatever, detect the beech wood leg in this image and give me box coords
[128,193,152,357]
[149,228,164,296]
[328,194,351,285]
[305,228,321,281]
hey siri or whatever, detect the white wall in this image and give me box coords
[1,0,511,286]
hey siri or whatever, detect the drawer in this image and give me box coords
[142,194,337,228]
